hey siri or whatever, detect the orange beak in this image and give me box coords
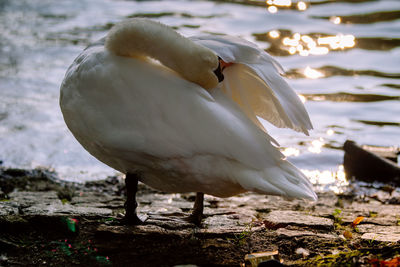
[219,59,234,70]
[214,57,234,83]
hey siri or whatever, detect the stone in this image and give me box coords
[263,210,333,230]
[70,192,124,209]
[9,191,60,205]
[357,224,400,234]
[6,191,112,216]
[295,248,310,257]
[0,202,18,216]
[244,251,280,267]
[23,203,112,216]
[358,224,400,242]
[276,228,338,240]
[361,233,400,243]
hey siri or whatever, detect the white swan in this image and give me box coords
[60,19,316,225]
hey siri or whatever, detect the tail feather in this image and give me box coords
[237,160,317,201]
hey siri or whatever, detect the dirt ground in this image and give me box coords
[1,167,399,266]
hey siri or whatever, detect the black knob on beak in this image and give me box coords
[214,57,224,83]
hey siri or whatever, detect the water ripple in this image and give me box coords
[286,65,400,79]
[311,10,400,24]
[302,92,400,102]
[354,120,400,127]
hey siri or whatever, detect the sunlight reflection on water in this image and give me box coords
[303,165,349,194]
[303,66,324,79]
[270,31,356,56]
[266,0,308,12]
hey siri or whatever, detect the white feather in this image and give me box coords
[191,35,313,135]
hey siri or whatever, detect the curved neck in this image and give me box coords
[105,19,218,89]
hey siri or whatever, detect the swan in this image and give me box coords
[60,18,316,225]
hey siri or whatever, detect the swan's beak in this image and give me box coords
[213,60,224,83]
[213,57,233,83]
[220,59,234,70]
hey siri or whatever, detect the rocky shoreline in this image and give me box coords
[1,167,399,266]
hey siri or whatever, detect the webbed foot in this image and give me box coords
[120,212,145,225]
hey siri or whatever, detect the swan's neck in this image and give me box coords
[105,19,219,89]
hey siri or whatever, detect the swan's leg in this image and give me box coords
[187,192,204,226]
[122,172,143,225]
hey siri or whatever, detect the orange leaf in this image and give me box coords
[381,257,400,267]
[351,216,364,228]
[370,257,400,267]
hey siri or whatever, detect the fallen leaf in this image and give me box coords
[343,230,352,239]
[370,257,400,267]
[351,216,364,228]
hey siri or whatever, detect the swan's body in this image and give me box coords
[60,19,317,204]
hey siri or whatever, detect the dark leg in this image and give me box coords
[122,172,143,225]
[187,192,204,226]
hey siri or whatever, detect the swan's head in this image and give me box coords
[105,18,223,90]
[178,46,220,90]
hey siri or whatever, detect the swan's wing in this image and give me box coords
[190,35,313,135]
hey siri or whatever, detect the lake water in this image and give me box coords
[1,0,399,193]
